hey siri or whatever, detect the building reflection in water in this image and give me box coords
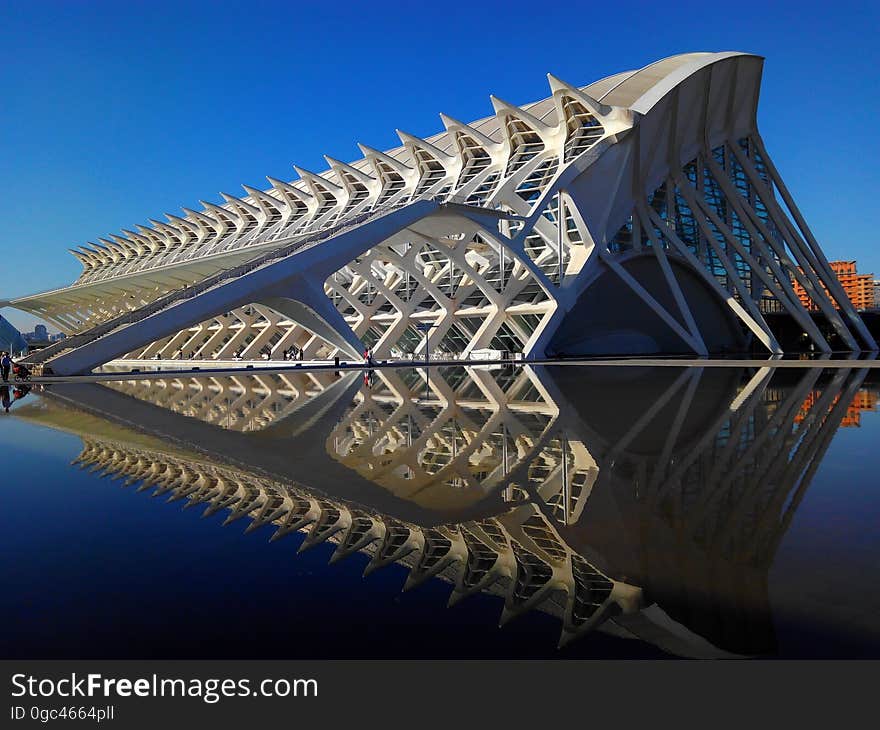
[18,363,875,658]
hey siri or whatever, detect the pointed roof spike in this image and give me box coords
[356,144,415,173]
[489,95,552,132]
[292,165,344,193]
[148,220,183,243]
[328,548,347,565]
[498,605,518,627]
[181,207,205,220]
[165,212,202,235]
[161,223,191,246]
[77,250,101,268]
[395,130,455,161]
[241,184,287,210]
[135,223,164,241]
[109,234,141,252]
[220,193,261,215]
[200,200,241,223]
[264,175,289,187]
[242,518,261,535]
[438,113,499,148]
[362,557,387,577]
[133,227,166,251]
[266,176,313,203]
[85,241,112,263]
[122,229,151,247]
[402,561,446,592]
[97,237,120,250]
[98,238,127,259]
[546,73,613,117]
[545,72,570,94]
[180,210,216,239]
[78,244,97,254]
[149,217,179,232]
[323,156,376,183]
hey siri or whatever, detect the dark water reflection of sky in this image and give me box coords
[0,364,878,659]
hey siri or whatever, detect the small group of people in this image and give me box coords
[158,346,309,362]
[228,347,302,361]
[0,351,29,383]
[1,384,30,413]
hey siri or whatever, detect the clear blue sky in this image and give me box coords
[1,0,878,332]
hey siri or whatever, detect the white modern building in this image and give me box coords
[5,52,875,374]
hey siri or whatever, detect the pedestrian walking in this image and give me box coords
[0,352,10,383]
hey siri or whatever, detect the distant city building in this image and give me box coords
[874,280,880,310]
[21,321,58,347]
[791,261,875,312]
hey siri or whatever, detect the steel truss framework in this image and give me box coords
[8,52,875,373]
[25,362,868,654]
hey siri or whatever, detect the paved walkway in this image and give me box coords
[12,354,880,384]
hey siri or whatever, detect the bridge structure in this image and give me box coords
[4,52,875,375]
[19,362,869,655]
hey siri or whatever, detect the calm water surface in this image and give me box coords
[1,364,878,659]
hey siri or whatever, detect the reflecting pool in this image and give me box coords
[1,364,878,658]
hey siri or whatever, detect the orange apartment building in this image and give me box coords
[792,261,876,311]
[795,389,878,428]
